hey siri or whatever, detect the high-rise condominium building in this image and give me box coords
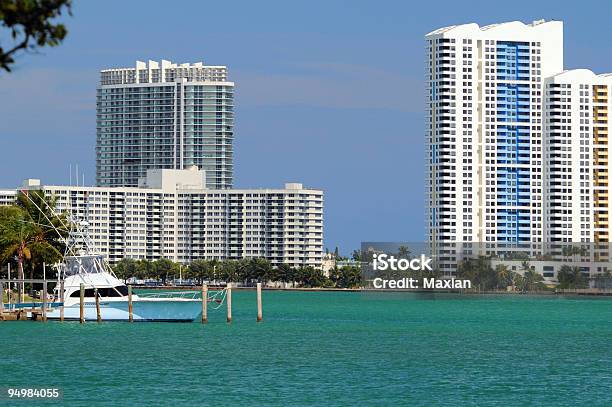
[426,19,612,275]
[545,70,612,244]
[425,20,563,271]
[96,60,234,189]
[2,169,324,268]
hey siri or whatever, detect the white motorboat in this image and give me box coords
[19,194,206,322]
[46,254,202,322]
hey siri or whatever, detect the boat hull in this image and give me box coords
[46,300,202,322]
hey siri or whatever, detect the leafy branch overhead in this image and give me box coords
[0,0,72,72]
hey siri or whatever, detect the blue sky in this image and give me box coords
[0,0,611,254]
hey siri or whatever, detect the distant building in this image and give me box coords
[2,168,324,268]
[321,252,336,275]
[544,70,612,243]
[96,60,234,189]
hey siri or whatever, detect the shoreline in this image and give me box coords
[132,286,612,296]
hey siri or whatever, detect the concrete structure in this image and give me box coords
[2,169,323,268]
[490,259,606,285]
[96,60,234,189]
[544,70,612,245]
[426,19,563,272]
[321,253,336,275]
[425,19,612,277]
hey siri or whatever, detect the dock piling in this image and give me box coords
[201,284,208,324]
[257,282,262,322]
[42,281,47,322]
[79,283,85,323]
[128,285,133,322]
[226,283,232,323]
[7,264,10,308]
[0,281,4,315]
[95,288,101,322]
[59,281,64,322]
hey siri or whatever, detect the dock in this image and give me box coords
[0,278,59,322]
[2,277,263,323]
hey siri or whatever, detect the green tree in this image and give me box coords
[495,264,512,289]
[113,258,138,283]
[136,259,153,281]
[335,266,362,288]
[457,256,496,290]
[298,266,328,288]
[15,190,67,292]
[397,245,411,259]
[0,0,72,72]
[189,259,211,283]
[0,205,63,301]
[275,263,297,287]
[152,258,176,284]
[219,259,239,283]
[557,265,587,289]
[246,258,272,284]
[523,269,545,292]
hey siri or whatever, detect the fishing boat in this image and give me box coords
[19,192,206,322]
[46,254,203,322]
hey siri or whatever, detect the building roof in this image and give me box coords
[425,19,562,39]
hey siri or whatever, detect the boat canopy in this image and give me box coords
[64,255,108,276]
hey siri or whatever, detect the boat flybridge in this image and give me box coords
[48,252,202,322]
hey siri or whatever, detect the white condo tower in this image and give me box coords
[425,20,564,272]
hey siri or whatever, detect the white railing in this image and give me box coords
[136,291,200,300]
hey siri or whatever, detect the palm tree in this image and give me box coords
[16,190,68,292]
[0,206,63,302]
[523,269,544,292]
[495,264,511,289]
[397,245,411,259]
[276,264,295,288]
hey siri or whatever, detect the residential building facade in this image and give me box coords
[3,169,323,268]
[426,19,612,276]
[96,60,234,189]
[544,70,612,244]
[425,20,563,272]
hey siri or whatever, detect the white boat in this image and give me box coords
[20,195,205,322]
[46,254,202,322]
[47,255,203,322]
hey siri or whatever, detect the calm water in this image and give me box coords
[1,291,611,406]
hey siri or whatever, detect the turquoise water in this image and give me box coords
[1,292,611,406]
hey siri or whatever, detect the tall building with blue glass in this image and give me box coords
[96,60,234,189]
[425,20,564,272]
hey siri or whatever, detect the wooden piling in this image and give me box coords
[257,282,263,322]
[226,283,232,323]
[95,288,101,322]
[201,284,208,324]
[79,283,85,324]
[128,285,133,322]
[59,280,65,322]
[0,281,4,315]
[7,263,11,307]
[42,281,47,322]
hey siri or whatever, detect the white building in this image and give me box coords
[2,168,324,268]
[426,19,612,277]
[96,60,234,189]
[544,70,612,245]
[426,20,563,272]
